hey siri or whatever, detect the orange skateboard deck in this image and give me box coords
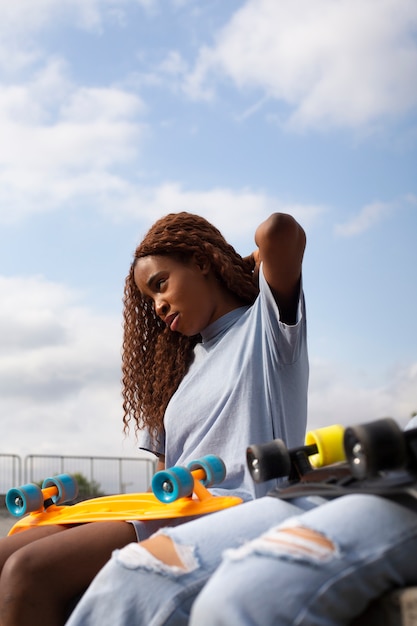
[7,455,243,535]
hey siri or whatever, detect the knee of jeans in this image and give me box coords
[226,517,340,566]
[114,535,199,579]
[190,585,222,626]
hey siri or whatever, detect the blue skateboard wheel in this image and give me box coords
[187,455,226,487]
[42,474,78,504]
[6,483,43,517]
[152,466,194,503]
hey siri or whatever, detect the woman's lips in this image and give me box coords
[165,313,179,331]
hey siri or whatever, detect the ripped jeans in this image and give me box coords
[191,494,417,625]
[65,494,417,626]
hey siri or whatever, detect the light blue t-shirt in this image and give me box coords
[139,264,309,501]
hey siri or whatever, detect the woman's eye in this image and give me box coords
[156,279,166,291]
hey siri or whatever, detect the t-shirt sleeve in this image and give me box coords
[259,262,306,365]
[137,427,165,458]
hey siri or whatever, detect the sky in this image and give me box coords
[1,0,416,463]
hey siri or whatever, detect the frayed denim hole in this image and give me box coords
[224,520,340,566]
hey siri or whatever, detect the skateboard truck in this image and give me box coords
[247,424,346,483]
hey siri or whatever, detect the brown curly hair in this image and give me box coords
[122,212,259,445]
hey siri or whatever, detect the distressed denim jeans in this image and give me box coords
[65,497,306,625]
[191,493,417,625]
[66,494,417,626]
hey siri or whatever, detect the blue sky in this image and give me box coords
[1,0,416,460]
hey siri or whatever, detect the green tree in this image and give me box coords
[72,473,105,500]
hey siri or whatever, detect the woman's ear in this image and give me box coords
[192,253,211,274]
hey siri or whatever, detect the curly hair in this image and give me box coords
[122,212,259,445]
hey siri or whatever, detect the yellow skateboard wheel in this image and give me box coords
[305,424,345,468]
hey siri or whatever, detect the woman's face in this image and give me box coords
[134,254,220,336]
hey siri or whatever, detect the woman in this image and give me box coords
[0,211,308,626]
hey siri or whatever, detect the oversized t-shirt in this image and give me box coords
[138,264,309,501]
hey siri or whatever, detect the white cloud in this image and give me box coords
[0,40,328,233]
[0,275,132,458]
[102,181,326,243]
[0,0,155,37]
[0,276,119,387]
[334,201,395,237]
[157,50,189,78]
[0,59,145,223]
[334,194,415,237]
[184,0,417,130]
[0,0,156,73]
[307,358,417,432]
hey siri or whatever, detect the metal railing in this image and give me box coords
[0,455,22,494]
[0,454,156,496]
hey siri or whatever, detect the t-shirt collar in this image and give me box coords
[200,306,249,344]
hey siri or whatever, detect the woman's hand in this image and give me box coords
[243,249,261,285]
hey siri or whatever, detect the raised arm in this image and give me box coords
[255,213,306,325]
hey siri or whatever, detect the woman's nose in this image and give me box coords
[155,298,169,318]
